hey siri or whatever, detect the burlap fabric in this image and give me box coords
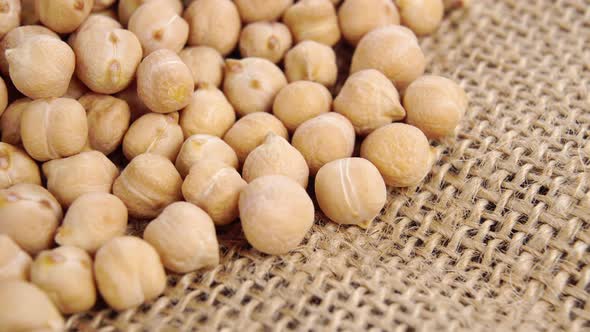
[67,0,590,330]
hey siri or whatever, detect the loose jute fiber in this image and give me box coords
[67,0,590,330]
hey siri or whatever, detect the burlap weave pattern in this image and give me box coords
[67,0,590,330]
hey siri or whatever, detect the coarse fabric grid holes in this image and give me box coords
[67,0,590,331]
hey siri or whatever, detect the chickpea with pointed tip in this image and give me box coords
[67,13,122,47]
[0,25,59,76]
[175,134,238,178]
[283,0,341,46]
[284,40,338,87]
[0,142,41,189]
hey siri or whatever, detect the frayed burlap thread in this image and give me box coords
[68,0,590,331]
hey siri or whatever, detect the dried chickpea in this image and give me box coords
[284,40,338,87]
[31,246,96,314]
[0,234,32,281]
[0,184,63,254]
[223,112,288,164]
[243,133,309,188]
[334,69,405,135]
[0,142,41,189]
[403,75,468,139]
[184,0,241,56]
[36,0,93,34]
[67,13,122,47]
[351,25,425,90]
[6,36,75,99]
[94,236,166,311]
[180,86,236,139]
[283,0,341,46]
[144,202,219,273]
[92,0,116,11]
[0,76,6,117]
[0,0,20,39]
[182,160,246,226]
[398,0,444,36]
[223,58,287,117]
[338,0,400,45]
[292,113,355,175]
[315,158,386,228]
[234,0,292,23]
[0,281,64,331]
[175,134,238,178]
[273,81,332,132]
[79,93,131,155]
[113,153,183,219]
[64,76,89,100]
[1,98,31,145]
[239,22,293,64]
[239,175,315,255]
[361,123,434,187]
[123,112,183,161]
[20,0,38,25]
[128,0,189,56]
[20,98,88,162]
[179,46,224,87]
[116,81,151,121]
[118,0,183,26]
[137,49,194,114]
[0,25,58,76]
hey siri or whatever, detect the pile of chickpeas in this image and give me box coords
[0,0,470,329]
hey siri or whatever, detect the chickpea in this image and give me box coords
[113,153,183,219]
[92,0,116,11]
[0,76,6,117]
[273,81,332,132]
[1,98,31,145]
[0,0,20,39]
[0,234,32,282]
[398,0,444,36]
[118,0,183,26]
[223,112,288,164]
[223,58,287,117]
[0,25,58,76]
[123,112,183,161]
[0,184,63,255]
[36,0,93,34]
[6,36,75,99]
[184,0,241,55]
[239,22,293,64]
[284,40,338,87]
[403,75,468,139]
[234,0,292,23]
[179,46,224,87]
[67,13,122,47]
[137,49,194,114]
[338,0,400,45]
[0,142,41,189]
[350,25,425,90]
[64,76,89,100]
[94,236,167,311]
[20,0,39,25]
[292,113,355,175]
[180,85,236,139]
[283,0,341,46]
[0,281,64,331]
[79,93,131,155]
[175,134,238,178]
[239,175,315,255]
[31,246,96,314]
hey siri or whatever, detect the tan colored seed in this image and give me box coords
[239,22,293,64]
[180,85,236,139]
[0,234,32,282]
[0,25,58,77]
[0,0,20,39]
[179,46,224,87]
[36,0,93,34]
[284,40,338,87]
[0,98,31,145]
[0,281,64,331]
[175,134,238,178]
[283,0,341,46]
[67,13,122,47]
[338,0,400,46]
[0,142,41,189]
[273,81,332,132]
[234,0,292,23]
[123,112,183,161]
[398,0,444,36]
[118,0,183,27]
[184,0,241,56]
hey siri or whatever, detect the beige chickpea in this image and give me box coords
[0,234,32,281]
[180,86,235,139]
[361,123,434,187]
[0,76,6,117]
[351,25,425,90]
[67,13,122,47]
[315,158,386,228]
[234,0,292,23]
[0,184,63,254]
[403,75,468,139]
[1,98,31,145]
[0,0,20,39]
[284,40,338,87]
[116,80,151,121]
[118,0,183,26]
[137,49,194,114]
[175,134,238,178]
[338,0,400,45]
[6,36,75,99]
[123,112,184,161]
[42,151,119,207]
[182,160,246,226]
[94,236,166,311]
[128,0,189,56]
[273,81,332,132]
[55,193,128,253]
[64,76,90,99]
[113,153,183,219]
[79,93,131,155]
[292,113,355,175]
[243,133,309,188]
[20,0,38,25]
[0,281,64,331]
[36,0,93,34]
[398,0,444,36]
[144,202,219,273]
[0,25,59,76]
[223,58,287,117]
[0,142,41,189]
[239,175,314,255]
[239,22,292,64]
[92,0,116,11]
[334,69,405,135]
[184,0,241,56]
[224,112,289,164]
[283,0,341,46]
[31,246,96,314]
[20,98,88,162]
[179,46,224,88]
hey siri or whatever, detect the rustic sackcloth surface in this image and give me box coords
[67,0,590,331]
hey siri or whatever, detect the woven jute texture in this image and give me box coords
[68,0,590,331]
